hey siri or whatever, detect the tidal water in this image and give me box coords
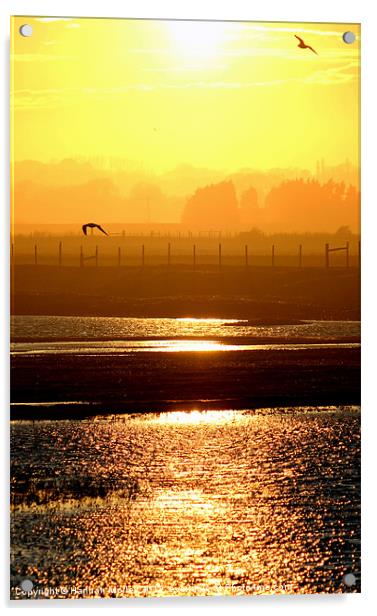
[11,316,360,356]
[10,407,360,598]
[11,315,361,341]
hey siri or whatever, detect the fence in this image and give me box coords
[12,241,361,269]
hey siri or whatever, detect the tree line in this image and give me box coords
[182,178,360,233]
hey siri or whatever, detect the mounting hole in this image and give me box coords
[20,579,34,592]
[19,24,33,37]
[343,31,356,44]
[343,573,356,586]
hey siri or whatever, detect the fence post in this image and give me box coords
[168,242,171,267]
[58,241,62,267]
[245,244,248,267]
[193,244,196,270]
[271,244,275,267]
[95,245,98,267]
[142,244,145,268]
[34,244,38,266]
[325,243,329,269]
[218,243,222,269]
[346,241,349,268]
[118,247,121,266]
[299,244,302,268]
[80,245,84,268]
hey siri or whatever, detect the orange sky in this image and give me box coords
[11,17,360,174]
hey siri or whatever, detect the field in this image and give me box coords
[12,262,360,321]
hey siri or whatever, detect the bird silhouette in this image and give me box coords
[82,223,108,236]
[294,35,318,55]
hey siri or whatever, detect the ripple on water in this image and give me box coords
[10,407,360,598]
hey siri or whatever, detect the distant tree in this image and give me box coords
[343,185,360,233]
[239,226,265,239]
[335,225,352,237]
[182,181,239,228]
[264,178,359,233]
[239,186,259,224]
[128,182,164,222]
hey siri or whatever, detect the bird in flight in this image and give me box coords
[294,35,318,55]
[82,222,108,236]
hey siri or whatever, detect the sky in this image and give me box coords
[11,17,360,175]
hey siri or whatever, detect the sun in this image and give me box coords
[166,20,227,60]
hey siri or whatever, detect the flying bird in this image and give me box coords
[294,35,318,55]
[82,223,108,236]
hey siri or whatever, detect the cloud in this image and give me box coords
[12,85,155,109]
[11,53,74,63]
[143,64,229,73]
[35,17,73,23]
[240,24,354,38]
[128,44,359,67]
[10,80,290,110]
[304,61,359,85]
[11,58,359,110]
[11,88,68,109]
[33,17,80,28]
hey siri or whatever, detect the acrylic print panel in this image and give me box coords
[10,16,360,599]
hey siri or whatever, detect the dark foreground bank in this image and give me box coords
[11,346,360,419]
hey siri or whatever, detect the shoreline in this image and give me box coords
[11,346,361,420]
[11,336,360,345]
[11,302,361,321]
[10,400,361,421]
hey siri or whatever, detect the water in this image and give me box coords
[10,407,360,598]
[11,316,360,356]
[11,340,360,356]
[11,315,360,341]
[10,316,360,596]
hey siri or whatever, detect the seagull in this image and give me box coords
[82,222,108,236]
[294,35,318,55]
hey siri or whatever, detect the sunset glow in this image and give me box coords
[166,20,228,59]
[10,16,361,600]
[11,18,360,173]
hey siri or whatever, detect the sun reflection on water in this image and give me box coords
[161,340,229,352]
[10,406,361,597]
[152,410,243,424]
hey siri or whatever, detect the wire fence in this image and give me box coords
[11,240,361,269]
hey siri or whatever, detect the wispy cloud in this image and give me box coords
[143,64,229,73]
[304,61,359,85]
[35,17,73,23]
[240,24,354,38]
[12,59,358,110]
[128,44,359,66]
[221,46,358,61]
[12,86,155,109]
[33,17,81,29]
[11,53,74,63]
[129,48,171,55]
